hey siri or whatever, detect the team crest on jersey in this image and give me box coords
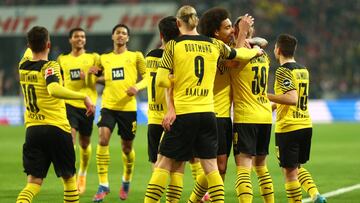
[45,68,54,79]
[283,79,291,87]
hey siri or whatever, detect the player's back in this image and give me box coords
[146,48,167,124]
[274,62,312,132]
[164,35,228,115]
[19,58,71,133]
[231,53,272,123]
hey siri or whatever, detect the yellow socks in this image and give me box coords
[96,144,110,186]
[254,166,274,203]
[235,166,253,203]
[144,168,170,203]
[79,145,92,176]
[166,172,183,203]
[298,167,319,200]
[16,183,41,203]
[189,161,204,181]
[285,180,302,203]
[187,173,208,203]
[207,170,225,203]
[62,176,79,203]
[122,149,135,182]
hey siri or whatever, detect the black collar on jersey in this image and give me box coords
[19,60,48,72]
[146,48,164,58]
[281,62,306,70]
[174,34,212,43]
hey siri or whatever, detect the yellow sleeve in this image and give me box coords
[233,47,258,61]
[47,82,86,100]
[134,52,147,90]
[156,67,171,88]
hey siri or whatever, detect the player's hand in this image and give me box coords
[126,86,138,96]
[244,40,252,48]
[162,106,176,131]
[84,96,95,116]
[253,45,264,56]
[237,14,254,36]
[80,70,85,80]
[88,66,100,75]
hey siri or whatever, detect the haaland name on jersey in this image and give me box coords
[185,87,209,97]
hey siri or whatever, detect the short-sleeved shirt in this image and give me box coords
[274,62,312,133]
[99,51,146,111]
[146,48,167,125]
[57,52,100,108]
[231,53,272,124]
[159,35,236,115]
[19,49,71,133]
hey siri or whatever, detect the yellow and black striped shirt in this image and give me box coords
[274,62,312,133]
[19,50,71,133]
[146,49,167,124]
[159,35,236,115]
[231,53,272,123]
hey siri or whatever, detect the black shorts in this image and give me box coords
[97,108,137,141]
[147,124,164,163]
[23,125,76,178]
[216,117,232,156]
[159,112,218,161]
[66,104,94,136]
[275,128,312,168]
[233,123,272,156]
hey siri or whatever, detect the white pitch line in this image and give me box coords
[303,183,360,202]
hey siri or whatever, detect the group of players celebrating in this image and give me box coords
[15,4,327,203]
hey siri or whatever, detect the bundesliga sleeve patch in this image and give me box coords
[282,79,291,87]
[45,68,54,79]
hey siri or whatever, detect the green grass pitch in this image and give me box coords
[1,123,359,202]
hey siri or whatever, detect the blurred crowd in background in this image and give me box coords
[0,0,359,99]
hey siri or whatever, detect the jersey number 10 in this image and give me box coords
[22,84,40,113]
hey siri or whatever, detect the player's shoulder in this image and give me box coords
[19,60,58,72]
[280,62,306,71]
[146,48,164,58]
[44,60,60,69]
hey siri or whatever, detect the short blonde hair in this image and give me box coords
[176,5,199,29]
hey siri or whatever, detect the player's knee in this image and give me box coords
[122,145,132,154]
[218,163,227,175]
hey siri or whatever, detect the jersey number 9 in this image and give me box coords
[194,56,204,86]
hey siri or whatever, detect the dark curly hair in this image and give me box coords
[199,7,230,37]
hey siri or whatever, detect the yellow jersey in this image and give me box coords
[214,62,231,118]
[160,35,235,115]
[231,53,272,123]
[57,52,100,108]
[146,49,167,125]
[274,62,312,133]
[19,54,71,133]
[100,51,146,111]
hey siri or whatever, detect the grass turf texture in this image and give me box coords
[1,123,359,202]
